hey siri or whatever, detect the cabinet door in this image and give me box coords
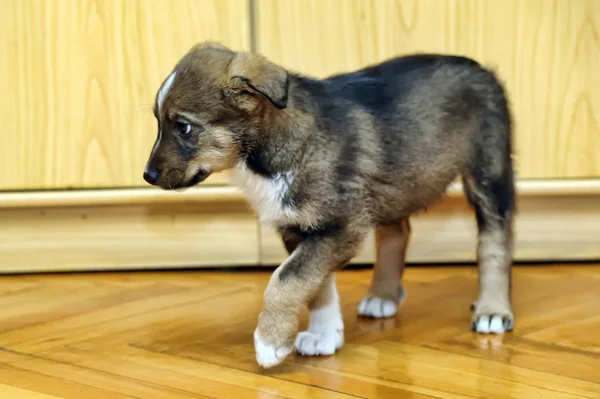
[1,0,249,190]
[257,0,600,179]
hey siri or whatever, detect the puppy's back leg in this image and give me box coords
[358,218,410,318]
[464,102,516,334]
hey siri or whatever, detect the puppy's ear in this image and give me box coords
[225,52,289,110]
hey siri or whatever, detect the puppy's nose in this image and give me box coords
[143,165,161,185]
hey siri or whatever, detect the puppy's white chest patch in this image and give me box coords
[229,163,305,226]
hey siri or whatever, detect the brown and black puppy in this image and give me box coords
[143,41,516,368]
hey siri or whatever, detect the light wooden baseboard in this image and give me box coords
[261,179,600,266]
[0,179,599,273]
[0,187,259,273]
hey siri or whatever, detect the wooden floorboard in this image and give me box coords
[0,265,599,398]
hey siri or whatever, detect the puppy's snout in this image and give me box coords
[143,165,161,185]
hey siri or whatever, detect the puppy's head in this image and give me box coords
[143,41,289,189]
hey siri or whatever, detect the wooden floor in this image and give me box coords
[0,265,599,399]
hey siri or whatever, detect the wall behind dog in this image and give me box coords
[259,0,600,180]
[0,0,598,189]
[0,0,599,272]
[0,0,250,190]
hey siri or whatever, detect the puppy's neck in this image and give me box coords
[242,75,321,179]
[244,148,281,178]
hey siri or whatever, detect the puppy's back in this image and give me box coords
[317,54,512,220]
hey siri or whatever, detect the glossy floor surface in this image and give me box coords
[0,265,599,398]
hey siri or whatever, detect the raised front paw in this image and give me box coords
[294,328,344,356]
[253,328,293,369]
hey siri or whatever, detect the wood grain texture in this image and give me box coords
[0,200,259,272]
[0,266,599,398]
[0,186,245,209]
[256,0,600,179]
[0,0,249,190]
[0,385,58,399]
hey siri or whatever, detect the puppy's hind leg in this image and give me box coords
[463,103,516,334]
[358,218,410,318]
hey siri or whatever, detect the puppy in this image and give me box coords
[143,41,516,369]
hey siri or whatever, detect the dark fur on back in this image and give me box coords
[248,54,514,232]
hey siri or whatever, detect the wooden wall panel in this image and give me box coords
[257,0,600,179]
[0,0,249,190]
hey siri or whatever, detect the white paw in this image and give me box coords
[253,329,292,368]
[358,295,398,318]
[294,329,344,356]
[472,314,514,334]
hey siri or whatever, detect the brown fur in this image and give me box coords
[370,219,410,301]
[143,41,516,368]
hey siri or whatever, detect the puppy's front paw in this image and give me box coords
[254,329,293,368]
[294,329,344,356]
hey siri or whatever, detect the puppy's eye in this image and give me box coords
[175,121,192,136]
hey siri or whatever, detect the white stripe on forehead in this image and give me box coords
[157,71,177,113]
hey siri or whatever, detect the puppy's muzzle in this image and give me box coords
[187,169,210,186]
[143,165,209,189]
[143,165,161,185]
